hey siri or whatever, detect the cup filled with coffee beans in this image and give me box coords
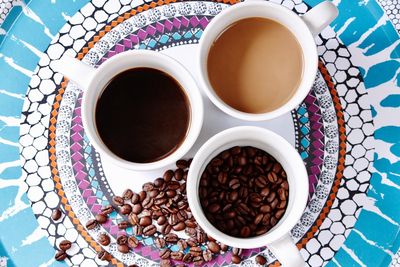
[187,126,309,267]
[54,50,203,171]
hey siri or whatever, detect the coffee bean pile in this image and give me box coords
[55,157,271,266]
[199,146,289,238]
[54,240,72,261]
[80,159,237,266]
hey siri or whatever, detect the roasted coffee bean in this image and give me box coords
[173,221,186,231]
[149,189,159,198]
[254,213,264,225]
[118,220,130,229]
[190,246,202,256]
[230,146,241,155]
[101,205,114,215]
[220,243,228,252]
[187,237,198,247]
[165,190,176,198]
[134,225,143,236]
[275,209,285,219]
[59,240,72,251]
[128,236,139,248]
[240,226,251,237]
[207,241,220,254]
[174,168,184,181]
[129,213,139,225]
[191,256,203,266]
[123,189,134,200]
[154,177,165,187]
[161,223,172,235]
[177,240,188,251]
[168,213,178,226]
[143,182,154,192]
[255,255,267,265]
[132,204,142,214]
[97,250,112,261]
[207,203,220,213]
[171,251,184,260]
[139,191,147,201]
[139,216,152,227]
[86,219,97,230]
[185,220,197,228]
[232,247,242,256]
[118,244,129,253]
[131,193,140,204]
[163,170,174,182]
[185,227,197,237]
[98,233,111,246]
[177,210,188,221]
[155,237,166,248]
[267,172,278,183]
[112,196,124,206]
[117,235,128,245]
[229,178,240,190]
[165,233,179,243]
[157,215,167,225]
[143,225,157,236]
[142,197,154,209]
[256,226,269,235]
[270,198,279,209]
[176,159,189,169]
[96,213,108,224]
[197,231,206,243]
[55,250,67,261]
[52,208,62,221]
[183,253,193,263]
[159,248,171,259]
[203,250,213,262]
[231,255,242,264]
[160,259,171,267]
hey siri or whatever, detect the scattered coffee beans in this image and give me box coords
[51,208,62,221]
[85,219,98,230]
[55,250,67,261]
[255,254,267,265]
[101,205,114,215]
[96,213,108,224]
[59,240,72,251]
[98,233,111,246]
[97,250,112,261]
[199,146,289,238]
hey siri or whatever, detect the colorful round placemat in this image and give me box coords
[0,0,400,266]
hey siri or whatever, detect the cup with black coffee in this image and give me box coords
[54,50,203,171]
[187,126,309,267]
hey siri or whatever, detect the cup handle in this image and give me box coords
[301,1,339,35]
[52,56,96,89]
[269,234,305,267]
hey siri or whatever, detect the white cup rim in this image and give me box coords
[187,126,308,248]
[197,1,318,121]
[82,50,204,171]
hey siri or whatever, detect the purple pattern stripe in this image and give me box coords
[303,92,325,195]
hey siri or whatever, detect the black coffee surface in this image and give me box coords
[95,68,190,163]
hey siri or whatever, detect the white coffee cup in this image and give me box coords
[53,50,203,171]
[197,1,338,121]
[187,126,308,267]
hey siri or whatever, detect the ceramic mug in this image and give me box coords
[187,126,309,267]
[197,1,338,121]
[53,50,204,171]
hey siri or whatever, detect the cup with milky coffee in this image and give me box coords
[198,1,338,121]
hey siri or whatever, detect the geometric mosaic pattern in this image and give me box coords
[19,1,376,267]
